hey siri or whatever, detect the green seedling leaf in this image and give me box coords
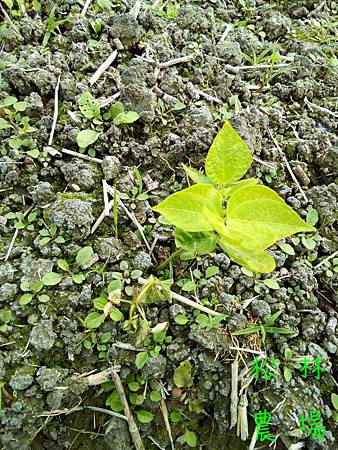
[170,411,182,423]
[284,367,292,382]
[107,101,124,119]
[54,236,65,244]
[72,273,86,284]
[38,294,50,303]
[26,149,39,158]
[205,121,252,185]
[85,312,105,329]
[264,326,294,335]
[42,272,62,286]
[302,237,316,250]
[113,111,140,125]
[135,352,148,369]
[205,266,219,278]
[76,246,94,266]
[184,430,197,448]
[136,410,154,423]
[109,307,124,321]
[14,101,27,112]
[94,296,107,310]
[284,348,293,359]
[232,326,261,336]
[331,393,338,410]
[57,259,69,271]
[150,391,162,402]
[306,207,319,226]
[181,280,196,292]
[153,184,222,232]
[108,280,121,293]
[0,118,12,129]
[223,178,260,199]
[182,164,213,185]
[0,310,11,324]
[174,360,193,388]
[106,391,123,412]
[279,243,295,255]
[175,315,189,325]
[19,293,33,305]
[76,130,100,148]
[78,91,100,119]
[264,309,283,326]
[263,278,280,290]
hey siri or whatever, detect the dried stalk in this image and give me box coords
[89,50,118,86]
[138,277,222,317]
[48,75,61,146]
[110,369,145,450]
[230,359,239,429]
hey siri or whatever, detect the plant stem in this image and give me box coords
[157,248,184,271]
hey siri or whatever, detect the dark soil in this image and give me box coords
[0,1,337,449]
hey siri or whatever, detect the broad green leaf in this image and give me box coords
[38,294,50,303]
[223,178,260,199]
[284,367,292,382]
[32,280,44,293]
[331,393,338,410]
[182,164,213,185]
[205,266,219,278]
[181,280,196,292]
[150,391,162,402]
[72,273,86,284]
[174,360,193,388]
[14,101,27,112]
[279,243,295,255]
[106,391,123,412]
[113,111,140,125]
[27,149,39,158]
[153,184,222,232]
[85,312,105,328]
[136,410,154,423]
[76,129,100,148]
[19,293,33,305]
[232,326,260,336]
[284,348,293,359]
[205,121,252,185]
[107,101,124,119]
[135,351,148,369]
[170,411,182,423]
[78,91,100,119]
[175,315,189,325]
[109,307,123,321]
[184,430,197,447]
[175,228,217,257]
[107,280,121,293]
[218,233,276,273]
[0,118,12,129]
[306,207,319,226]
[76,246,93,266]
[0,310,11,324]
[225,185,316,249]
[263,278,280,290]
[42,272,62,286]
[94,296,107,310]
[57,259,69,271]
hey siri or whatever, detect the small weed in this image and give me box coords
[0,310,12,332]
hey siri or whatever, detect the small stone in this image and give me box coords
[133,251,152,271]
[104,416,131,449]
[10,371,34,391]
[142,355,166,379]
[30,320,56,351]
[251,299,271,321]
[36,367,62,391]
[102,156,121,181]
[0,283,18,303]
[29,181,55,206]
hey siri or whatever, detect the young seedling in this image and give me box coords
[19,279,50,305]
[57,245,94,284]
[38,223,65,246]
[232,310,294,343]
[0,310,12,332]
[153,121,316,273]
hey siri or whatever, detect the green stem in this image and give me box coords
[157,248,184,271]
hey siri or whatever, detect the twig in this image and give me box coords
[99,92,120,108]
[304,96,338,118]
[0,5,21,36]
[89,50,118,86]
[86,406,126,421]
[48,75,61,146]
[159,54,195,69]
[130,0,141,18]
[160,399,175,450]
[268,128,308,202]
[252,155,277,170]
[81,0,92,15]
[219,24,232,42]
[197,89,222,104]
[230,359,239,429]
[314,250,338,269]
[237,390,249,441]
[110,369,145,450]
[81,366,121,386]
[106,185,153,255]
[138,277,222,317]
[61,148,103,164]
[102,180,110,217]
